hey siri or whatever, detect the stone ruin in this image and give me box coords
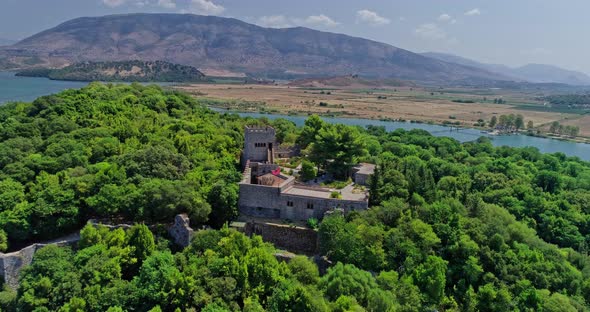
[168,214,194,248]
[1,214,195,290]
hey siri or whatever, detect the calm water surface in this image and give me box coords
[1,72,588,161]
[0,72,87,104]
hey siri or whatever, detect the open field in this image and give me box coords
[175,84,589,137]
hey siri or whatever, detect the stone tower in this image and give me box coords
[242,126,276,166]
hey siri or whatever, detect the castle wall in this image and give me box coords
[280,194,368,220]
[238,183,282,218]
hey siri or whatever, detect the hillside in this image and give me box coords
[423,52,590,85]
[287,75,415,88]
[0,13,508,84]
[15,60,208,82]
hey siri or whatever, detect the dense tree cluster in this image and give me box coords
[1,89,590,311]
[325,126,590,311]
[543,94,590,109]
[488,114,525,131]
[16,61,208,83]
[549,121,580,137]
[0,83,243,249]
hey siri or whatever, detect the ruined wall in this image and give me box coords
[168,214,194,248]
[244,222,318,255]
[0,236,79,290]
[0,215,192,290]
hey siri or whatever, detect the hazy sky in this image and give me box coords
[1,0,589,74]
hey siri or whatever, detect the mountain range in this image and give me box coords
[422,52,590,86]
[0,13,508,85]
[0,13,586,86]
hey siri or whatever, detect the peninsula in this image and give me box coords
[16,60,209,83]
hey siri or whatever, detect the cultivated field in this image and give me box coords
[176,84,588,136]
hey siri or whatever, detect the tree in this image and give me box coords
[298,115,325,149]
[515,114,525,131]
[268,279,328,312]
[489,116,497,128]
[127,223,155,273]
[300,160,317,182]
[549,121,560,134]
[309,124,366,179]
[288,256,320,285]
[0,229,7,252]
[413,256,448,304]
[136,251,183,310]
[535,170,561,193]
[207,181,239,228]
[527,120,534,130]
[319,262,378,306]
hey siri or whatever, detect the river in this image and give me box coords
[0,72,588,161]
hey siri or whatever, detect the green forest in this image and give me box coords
[543,94,590,109]
[1,84,590,311]
[16,61,208,83]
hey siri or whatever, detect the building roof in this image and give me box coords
[283,184,367,202]
[257,173,286,187]
[355,163,376,175]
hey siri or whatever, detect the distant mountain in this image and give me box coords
[0,13,508,85]
[15,60,207,82]
[422,52,590,86]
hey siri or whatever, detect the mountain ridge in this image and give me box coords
[0,13,508,84]
[422,52,590,86]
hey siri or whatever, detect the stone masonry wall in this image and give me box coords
[1,215,192,290]
[243,127,276,163]
[244,222,318,255]
[238,183,282,218]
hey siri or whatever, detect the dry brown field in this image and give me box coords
[175,84,588,136]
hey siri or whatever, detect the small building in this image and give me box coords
[353,163,376,186]
[238,126,371,221]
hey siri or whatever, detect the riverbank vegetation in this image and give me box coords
[1,85,590,311]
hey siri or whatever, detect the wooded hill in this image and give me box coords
[15,60,208,83]
[0,85,589,311]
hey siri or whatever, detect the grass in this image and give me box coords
[322,178,352,190]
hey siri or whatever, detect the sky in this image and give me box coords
[1,0,589,74]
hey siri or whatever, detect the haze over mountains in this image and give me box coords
[422,52,590,86]
[0,13,586,86]
[0,38,16,46]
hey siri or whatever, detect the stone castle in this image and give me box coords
[238,126,371,221]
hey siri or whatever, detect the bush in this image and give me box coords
[330,191,342,199]
[307,218,319,230]
[300,160,317,182]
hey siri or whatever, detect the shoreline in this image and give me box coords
[209,105,590,145]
